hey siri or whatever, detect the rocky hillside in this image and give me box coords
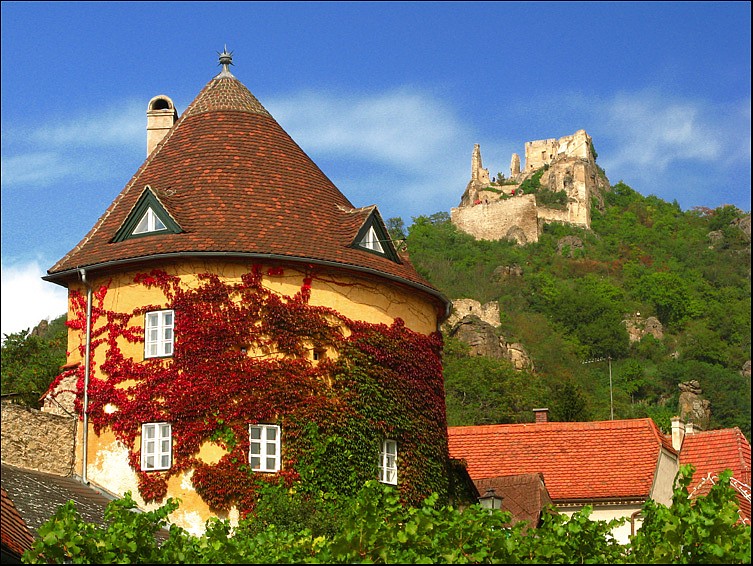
[402,183,751,438]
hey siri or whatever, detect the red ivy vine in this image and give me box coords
[51,265,449,515]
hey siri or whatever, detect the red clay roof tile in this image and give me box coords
[680,428,751,521]
[448,418,674,502]
[1,487,34,558]
[45,70,446,311]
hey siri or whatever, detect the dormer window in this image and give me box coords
[361,225,384,254]
[351,210,401,263]
[112,186,182,242]
[133,208,167,234]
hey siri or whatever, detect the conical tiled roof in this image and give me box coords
[46,65,446,311]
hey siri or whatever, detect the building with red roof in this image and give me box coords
[448,411,680,543]
[674,423,751,524]
[39,50,451,534]
[1,486,35,563]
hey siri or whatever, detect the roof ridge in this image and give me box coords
[449,418,658,434]
[645,417,677,454]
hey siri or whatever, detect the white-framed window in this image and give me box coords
[379,439,398,485]
[141,422,172,471]
[249,424,281,472]
[360,225,385,253]
[133,207,167,235]
[145,310,174,358]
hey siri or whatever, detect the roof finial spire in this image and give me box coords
[217,45,234,77]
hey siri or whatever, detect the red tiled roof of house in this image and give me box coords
[680,427,751,522]
[45,66,446,311]
[475,473,553,527]
[1,487,35,559]
[448,418,675,502]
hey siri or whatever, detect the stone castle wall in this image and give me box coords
[524,129,592,173]
[537,158,592,228]
[451,194,539,244]
[453,130,606,243]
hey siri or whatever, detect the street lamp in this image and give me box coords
[479,488,504,511]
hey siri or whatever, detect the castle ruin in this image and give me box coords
[451,130,610,244]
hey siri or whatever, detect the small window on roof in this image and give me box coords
[351,211,401,263]
[133,208,167,235]
[360,226,384,253]
[112,186,182,242]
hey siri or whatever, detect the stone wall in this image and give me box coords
[523,129,592,172]
[451,194,539,244]
[1,401,76,475]
[445,299,500,329]
[452,130,609,243]
[537,158,592,228]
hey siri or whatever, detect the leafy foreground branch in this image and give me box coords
[24,467,751,564]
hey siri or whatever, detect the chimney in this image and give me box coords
[146,95,178,156]
[685,421,696,435]
[671,416,685,451]
[533,408,549,423]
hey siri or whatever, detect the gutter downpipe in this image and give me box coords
[79,268,92,485]
[630,510,642,537]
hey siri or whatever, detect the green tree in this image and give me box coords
[23,471,751,563]
[550,381,590,422]
[1,315,67,408]
[385,216,406,241]
[629,465,752,563]
[636,271,700,327]
[443,337,549,426]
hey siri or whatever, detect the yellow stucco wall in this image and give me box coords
[65,259,441,534]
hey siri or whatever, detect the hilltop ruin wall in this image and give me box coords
[451,130,608,243]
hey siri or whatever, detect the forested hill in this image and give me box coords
[396,182,751,439]
[2,183,750,440]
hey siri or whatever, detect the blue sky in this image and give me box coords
[1,1,750,337]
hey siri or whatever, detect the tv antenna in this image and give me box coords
[583,356,613,420]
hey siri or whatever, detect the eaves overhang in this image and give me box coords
[43,251,452,322]
[554,495,649,507]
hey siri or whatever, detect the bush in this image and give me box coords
[24,468,751,563]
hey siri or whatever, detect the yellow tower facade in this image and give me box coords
[44,52,450,533]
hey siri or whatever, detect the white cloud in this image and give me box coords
[506,89,749,178]
[262,87,483,221]
[267,88,469,173]
[500,89,749,210]
[28,100,144,148]
[596,91,726,173]
[1,260,68,339]
[1,99,144,189]
[0,152,78,187]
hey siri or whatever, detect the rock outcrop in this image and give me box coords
[556,236,584,257]
[449,316,505,359]
[445,299,534,371]
[623,314,664,343]
[678,380,711,431]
